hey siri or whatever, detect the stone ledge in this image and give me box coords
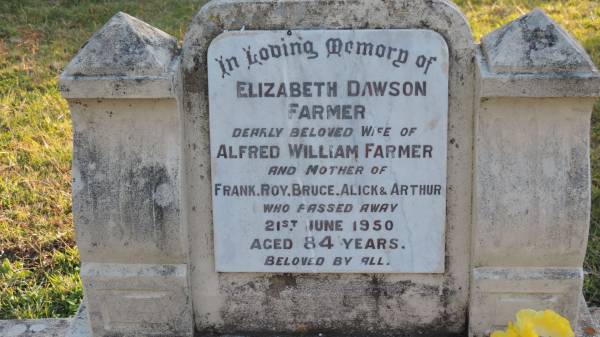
[0,318,70,337]
[59,66,178,99]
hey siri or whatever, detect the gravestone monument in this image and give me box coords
[58,1,600,336]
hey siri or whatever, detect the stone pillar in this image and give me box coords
[469,9,600,337]
[59,12,192,337]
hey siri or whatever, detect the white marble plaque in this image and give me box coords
[208,30,448,273]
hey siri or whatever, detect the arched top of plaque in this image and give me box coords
[181,0,474,97]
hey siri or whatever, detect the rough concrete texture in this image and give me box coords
[3,298,598,337]
[470,267,583,336]
[63,12,177,78]
[481,9,594,73]
[65,302,91,337]
[473,97,593,268]
[481,9,596,74]
[70,99,183,264]
[592,307,600,328]
[0,319,70,337]
[60,13,188,334]
[181,0,475,335]
[81,263,192,337]
[477,47,600,98]
[59,11,180,99]
[470,9,598,337]
[469,97,594,337]
[60,70,179,99]
[577,297,600,337]
[476,10,600,99]
[470,9,598,333]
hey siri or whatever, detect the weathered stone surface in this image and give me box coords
[3,298,592,337]
[469,97,593,337]
[476,47,600,98]
[471,8,597,334]
[65,303,91,337]
[70,99,183,264]
[59,73,178,99]
[60,12,188,337]
[473,97,592,268]
[481,9,595,74]
[469,267,583,337]
[181,0,475,335]
[0,319,70,337]
[59,12,179,99]
[591,307,600,327]
[476,9,600,98]
[63,12,177,78]
[470,7,598,337]
[576,296,599,337]
[81,263,192,337]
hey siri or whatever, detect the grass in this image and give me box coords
[0,0,599,319]
[0,0,206,319]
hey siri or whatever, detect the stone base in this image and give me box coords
[469,267,584,336]
[80,263,192,337]
[2,297,598,337]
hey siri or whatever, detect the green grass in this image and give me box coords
[0,0,206,319]
[0,0,599,319]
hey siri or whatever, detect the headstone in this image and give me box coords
[182,1,475,336]
[58,1,600,337]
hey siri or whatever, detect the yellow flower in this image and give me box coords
[490,309,574,337]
